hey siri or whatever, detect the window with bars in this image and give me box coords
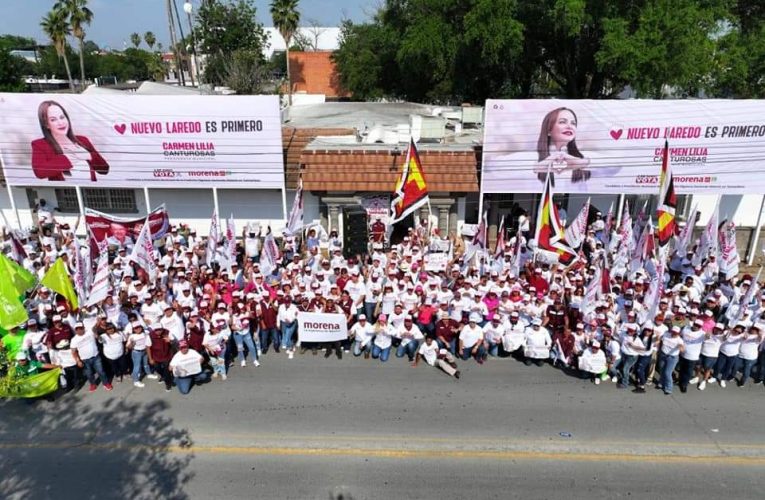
[55,188,138,214]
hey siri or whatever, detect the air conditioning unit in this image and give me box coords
[410,114,446,142]
[461,106,484,125]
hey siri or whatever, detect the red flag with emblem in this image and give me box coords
[390,139,429,224]
[534,173,578,266]
[656,141,676,247]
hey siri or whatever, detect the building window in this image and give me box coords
[55,188,138,214]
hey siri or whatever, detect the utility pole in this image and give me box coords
[166,0,185,86]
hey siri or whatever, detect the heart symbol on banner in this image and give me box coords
[609,128,623,140]
[114,123,127,135]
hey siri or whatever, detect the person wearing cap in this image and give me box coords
[617,325,644,389]
[204,322,230,380]
[459,313,486,363]
[71,322,113,392]
[126,322,155,388]
[321,299,344,359]
[13,350,59,379]
[21,319,49,363]
[714,323,745,388]
[170,340,208,395]
[579,341,607,384]
[435,311,460,355]
[656,325,685,395]
[396,315,424,362]
[99,322,128,383]
[698,322,726,390]
[277,295,299,358]
[350,314,374,358]
[737,324,763,387]
[501,312,527,358]
[147,327,175,391]
[523,318,551,367]
[678,319,705,392]
[257,293,280,355]
[45,314,74,361]
[482,316,505,358]
[371,315,394,362]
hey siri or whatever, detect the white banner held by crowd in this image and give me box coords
[424,253,449,272]
[206,208,219,266]
[297,312,348,342]
[719,220,740,280]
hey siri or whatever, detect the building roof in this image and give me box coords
[282,127,355,189]
[299,148,479,193]
[288,51,349,98]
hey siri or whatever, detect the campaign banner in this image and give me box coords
[482,99,765,194]
[0,94,284,189]
[85,205,169,248]
[85,250,110,307]
[297,312,348,343]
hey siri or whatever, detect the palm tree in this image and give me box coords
[55,0,93,86]
[270,0,301,105]
[130,32,142,49]
[40,8,74,91]
[144,31,157,51]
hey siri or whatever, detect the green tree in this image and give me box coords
[144,31,157,51]
[130,32,142,49]
[270,0,301,105]
[0,48,27,91]
[193,0,267,86]
[40,8,75,91]
[222,49,268,94]
[0,35,37,51]
[55,0,94,85]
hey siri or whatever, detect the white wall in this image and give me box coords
[693,194,765,227]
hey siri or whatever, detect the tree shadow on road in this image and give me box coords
[0,395,194,500]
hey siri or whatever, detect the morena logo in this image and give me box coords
[304,322,341,330]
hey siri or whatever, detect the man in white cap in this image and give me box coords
[71,322,112,392]
[459,313,486,363]
[523,318,551,366]
[396,315,424,362]
[350,314,374,358]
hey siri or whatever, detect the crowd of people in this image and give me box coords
[2,206,765,397]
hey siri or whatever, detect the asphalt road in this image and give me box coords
[1,351,764,500]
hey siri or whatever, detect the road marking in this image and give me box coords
[1,442,764,466]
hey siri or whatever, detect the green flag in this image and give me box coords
[0,276,28,330]
[0,253,36,296]
[0,367,61,398]
[41,258,79,310]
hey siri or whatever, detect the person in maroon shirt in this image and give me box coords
[370,217,386,243]
[184,323,205,355]
[435,311,460,354]
[148,327,174,391]
[528,267,550,296]
[45,315,74,351]
[258,296,280,353]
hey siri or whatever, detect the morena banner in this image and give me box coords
[0,94,284,189]
[482,99,765,194]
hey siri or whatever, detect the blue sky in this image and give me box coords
[0,0,371,50]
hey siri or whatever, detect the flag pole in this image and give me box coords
[426,198,433,245]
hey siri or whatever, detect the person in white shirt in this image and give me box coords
[350,314,375,358]
[396,315,424,362]
[159,306,185,343]
[502,312,527,357]
[657,325,685,395]
[413,336,460,379]
[170,340,208,394]
[99,322,128,383]
[678,319,705,392]
[698,323,726,390]
[231,316,259,367]
[126,322,156,388]
[277,297,299,357]
[371,315,394,362]
[617,324,645,389]
[523,318,551,366]
[715,323,745,387]
[482,316,505,357]
[579,341,607,384]
[203,322,230,380]
[737,324,763,387]
[70,322,112,392]
[459,313,486,363]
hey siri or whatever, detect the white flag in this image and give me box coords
[85,250,111,307]
[564,198,590,249]
[639,261,665,324]
[71,236,88,305]
[226,214,237,270]
[207,208,219,266]
[719,220,740,280]
[260,230,281,277]
[693,201,719,267]
[580,265,602,316]
[675,204,698,256]
[286,177,304,236]
[129,219,158,281]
